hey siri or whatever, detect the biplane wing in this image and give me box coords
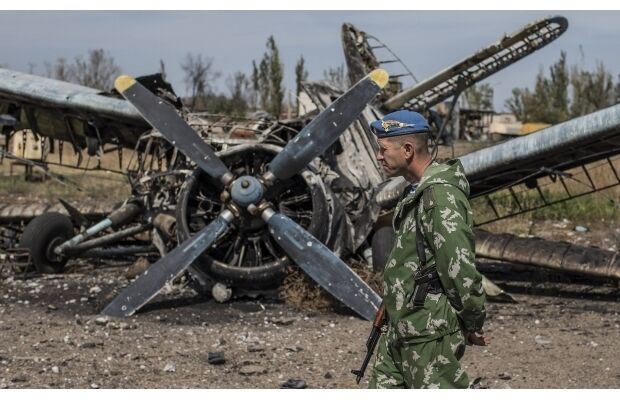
[0,67,151,153]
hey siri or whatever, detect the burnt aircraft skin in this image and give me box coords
[0,70,377,305]
[0,68,391,320]
[341,16,569,112]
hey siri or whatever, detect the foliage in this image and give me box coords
[295,56,308,110]
[462,83,494,110]
[180,53,221,111]
[251,36,285,117]
[506,51,618,123]
[44,49,121,91]
[322,64,346,91]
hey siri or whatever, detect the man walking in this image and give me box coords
[368,110,487,389]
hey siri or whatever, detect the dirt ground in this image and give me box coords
[1,245,618,389]
[1,141,619,389]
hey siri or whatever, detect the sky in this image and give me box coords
[0,10,619,111]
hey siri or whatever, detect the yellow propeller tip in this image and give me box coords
[369,69,389,89]
[115,75,136,93]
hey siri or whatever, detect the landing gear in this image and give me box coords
[20,212,74,273]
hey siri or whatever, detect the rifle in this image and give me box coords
[351,302,386,384]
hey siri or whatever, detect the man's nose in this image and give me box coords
[376,151,383,161]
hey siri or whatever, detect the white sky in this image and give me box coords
[0,10,618,111]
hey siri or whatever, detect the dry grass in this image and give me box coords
[279,259,383,313]
[0,141,138,204]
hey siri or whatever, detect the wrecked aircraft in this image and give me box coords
[0,15,618,321]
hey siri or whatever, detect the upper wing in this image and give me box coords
[0,67,150,151]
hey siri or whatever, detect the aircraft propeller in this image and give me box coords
[103,69,388,320]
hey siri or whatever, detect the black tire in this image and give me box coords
[20,212,74,274]
[371,225,395,273]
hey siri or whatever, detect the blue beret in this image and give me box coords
[370,110,430,138]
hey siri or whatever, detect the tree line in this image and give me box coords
[463,50,620,124]
[26,36,348,119]
[29,43,617,125]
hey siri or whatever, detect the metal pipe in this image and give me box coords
[79,245,157,259]
[66,224,152,255]
[54,201,143,255]
[54,218,113,255]
[475,229,620,280]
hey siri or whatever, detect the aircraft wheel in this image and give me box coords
[20,212,74,274]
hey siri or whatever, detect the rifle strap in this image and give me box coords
[408,187,444,307]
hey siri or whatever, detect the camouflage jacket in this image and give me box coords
[382,159,486,344]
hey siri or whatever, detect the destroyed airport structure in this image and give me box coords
[0,15,619,320]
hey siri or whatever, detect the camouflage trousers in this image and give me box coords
[369,330,469,389]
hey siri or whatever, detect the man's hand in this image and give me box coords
[465,330,487,346]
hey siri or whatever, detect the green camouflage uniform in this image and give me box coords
[369,160,486,389]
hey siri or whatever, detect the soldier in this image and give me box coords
[368,110,487,389]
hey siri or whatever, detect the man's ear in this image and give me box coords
[403,142,415,159]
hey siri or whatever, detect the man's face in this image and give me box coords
[376,137,409,178]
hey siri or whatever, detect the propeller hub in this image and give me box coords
[230,176,264,208]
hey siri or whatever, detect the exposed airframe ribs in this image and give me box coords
[472,154,620,225]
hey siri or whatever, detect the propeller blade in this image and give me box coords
[101,210,234,317]
[266,69,388,182]
[114,75,233,185]
[263,210,381,320]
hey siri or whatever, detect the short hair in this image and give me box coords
[386,132,429,154]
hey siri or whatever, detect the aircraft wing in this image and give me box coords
[0,67,150,152]
[462,104,620,224]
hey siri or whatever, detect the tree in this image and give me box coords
[505,51,570,124]
[44,57,71,81]
[267,36,284,117]
[570,61,614,117]
[546,51,570,123]
[71,49,121,90]
[159,59,167,80]
[295,56,309,109]
[250,61,260,109]
[505,51,620,124]
[505,88,527,121]
[252,35,285,117]
[226,71,249,116]
[462,83,494,110]
[180,53,221,111]
[323,64,346,91]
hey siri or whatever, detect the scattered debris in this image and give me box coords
[280,379,308,389]
[535,335,552,345]
[499,372,512,380]
[208,352,226,365]
[163,363,176,373]
[89,286,102,295]
[238,364,267,376]
[11,374,28,383]
[125,257,150,280]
